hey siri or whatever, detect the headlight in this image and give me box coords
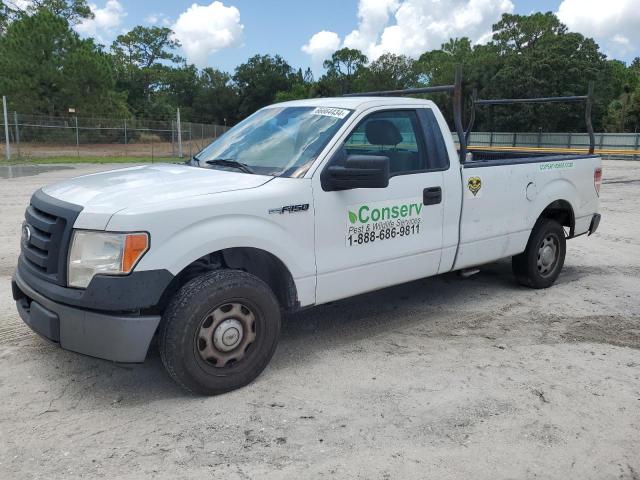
[68,231,149,288]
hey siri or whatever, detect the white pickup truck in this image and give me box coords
[12,79,602,394]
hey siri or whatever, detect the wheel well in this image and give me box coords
[539,200,575,237]
[158,248,299,313]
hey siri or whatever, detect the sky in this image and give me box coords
[51,0,640,74]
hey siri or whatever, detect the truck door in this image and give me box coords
[312,108,448,304]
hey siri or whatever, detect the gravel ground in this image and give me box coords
[0,161,639,480]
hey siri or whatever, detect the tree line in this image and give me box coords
[1,0,639,132]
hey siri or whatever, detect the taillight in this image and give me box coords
[594,167,602,196]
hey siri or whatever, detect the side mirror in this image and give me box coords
[321,154,390,191]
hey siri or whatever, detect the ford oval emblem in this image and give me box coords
[21,223,32,245]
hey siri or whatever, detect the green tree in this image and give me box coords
[486,13,606,131]
[12,0,93,25]
[416,38,501,128]
[111,26,183,117]
[192,68,240,124]
[0,5,8,35]
[274,83,316,103]
[413,14,614,132]
[359,53,419,91]
[233,54,295,118]
[274,65,319,102]
[627,89,640,132]
[112,26,182,70]
[492,12,566,53]
[320,48,368,94]
[156,64,201,120]
[627,59,640,131]
[303,67,314,83]
[604,58,640,132]
[1,6,632,132]
[323,47,368,77]
[0,9,126,115]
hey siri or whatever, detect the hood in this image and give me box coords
[42,163,272,229]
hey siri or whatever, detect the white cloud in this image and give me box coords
[75,0,126,43]
[557,0,640,59]
[302,0,514,62]
[343,0,399,56]
[12,0,33,10]
[172,1,244,67]
[145,13,171,27]
[301,30,342,63]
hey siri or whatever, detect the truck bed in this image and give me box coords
[465,149,598,168]
[451,148,601,271]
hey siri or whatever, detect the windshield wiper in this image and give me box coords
[205,159,255,174]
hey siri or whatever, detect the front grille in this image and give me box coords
[20,190,83,286]
[23,205,63,273]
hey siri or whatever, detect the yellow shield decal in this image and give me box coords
[467,176,482,196]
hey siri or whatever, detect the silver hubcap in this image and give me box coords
[214,319,243,352]
[537,234,559,276]
[197,302,256,368]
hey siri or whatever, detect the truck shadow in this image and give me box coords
[25,258,588,403]
[275,259,518,363]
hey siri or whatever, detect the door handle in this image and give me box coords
[423,187,442,205]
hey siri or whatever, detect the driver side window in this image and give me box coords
[344,110,427,175]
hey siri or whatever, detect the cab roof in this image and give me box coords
[269,96,436,111]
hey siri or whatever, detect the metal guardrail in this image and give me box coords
[455,132,640,159]
[468,145,640,157]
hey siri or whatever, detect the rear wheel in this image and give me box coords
[159,270,281,395]
[512,218,566,289]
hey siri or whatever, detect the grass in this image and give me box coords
[1,156,184,165]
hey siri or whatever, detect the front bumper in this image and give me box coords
[12,269,161,363]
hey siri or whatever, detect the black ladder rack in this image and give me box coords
[465,82,595,154]
[343,68,596,159]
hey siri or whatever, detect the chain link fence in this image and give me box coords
[2,112,639,162]
[1,112,229,161]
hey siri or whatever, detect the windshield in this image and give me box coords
[193,106,352,177]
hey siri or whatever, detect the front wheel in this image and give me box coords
[159,270,281,395]
[512,218,566,289]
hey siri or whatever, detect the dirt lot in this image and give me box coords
[0,161,639,479]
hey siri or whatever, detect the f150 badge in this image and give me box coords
[268,204,309,214]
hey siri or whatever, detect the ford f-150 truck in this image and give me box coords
[12,73,602,394]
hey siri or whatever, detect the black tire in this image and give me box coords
[512,218,566,289]
[159,270,281,395]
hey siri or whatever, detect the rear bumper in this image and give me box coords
[12,269,160,363]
